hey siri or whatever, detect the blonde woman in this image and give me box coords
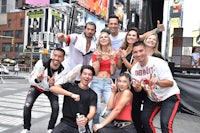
[143,33,164,59]
[91,30,121,125]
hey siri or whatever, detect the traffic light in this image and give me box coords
[11,38,14,45]
[43,49,48,54]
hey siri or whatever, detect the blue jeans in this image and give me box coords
[90,77,112,124]
[23,86,59,130]
[141,94,180,133]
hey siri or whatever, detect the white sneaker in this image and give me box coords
[47,129,53,133]
[20,129,30,133]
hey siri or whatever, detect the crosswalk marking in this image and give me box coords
[0,90,63,133]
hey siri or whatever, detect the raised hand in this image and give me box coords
[157,20,165,32]
[37,67,45,82]
[56,33,66,42]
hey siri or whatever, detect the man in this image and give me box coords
[56,22,97,79]
[21,48,66,133]
[107,14,165,80]
[50,65,97,133]
[131,41,180,133]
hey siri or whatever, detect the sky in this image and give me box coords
[182,0,200,37]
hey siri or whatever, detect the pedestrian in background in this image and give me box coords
[191,47,200,67]
[14,63,20,76]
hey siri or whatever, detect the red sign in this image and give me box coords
[78,0,108,18]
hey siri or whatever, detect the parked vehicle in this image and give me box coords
[0,63,9,74]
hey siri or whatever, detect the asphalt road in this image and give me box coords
[0,77,200,133]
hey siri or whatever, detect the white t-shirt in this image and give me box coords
[131,56,180,102]
[110,32,126,50]
[110,32,126,79]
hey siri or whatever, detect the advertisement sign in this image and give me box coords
[85,14,105,38]
[24,7,68,53]
[78,0,108,20]
[26,0,50,6]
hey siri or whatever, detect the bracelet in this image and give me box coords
[155,28,160,34]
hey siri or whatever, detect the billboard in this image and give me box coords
[24,7,68,53]
[78,0,108,20]
[26,0,50,6]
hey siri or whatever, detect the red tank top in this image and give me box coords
[115,98,133,121]
[92,54,118,74]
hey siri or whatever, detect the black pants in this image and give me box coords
[131,89,147,133]
[23,86,59,130]
[141,94,180,133]
[97,121,137,133]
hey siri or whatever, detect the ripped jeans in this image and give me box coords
[23,86,59,130]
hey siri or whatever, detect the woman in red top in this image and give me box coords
[91,30,121,125]
[93,73,137,133]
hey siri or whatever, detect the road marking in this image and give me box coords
[0,91,63,133]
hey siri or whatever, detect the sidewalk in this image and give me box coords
[0,71,29,79]
[13,111,200,133]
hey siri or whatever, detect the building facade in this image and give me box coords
[0,11,25,63]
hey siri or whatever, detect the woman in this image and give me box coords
[93,73,137,133]
[120,27,140,74]
[191,47,200,67]
[144,33,164,59]
[91,30,121,125]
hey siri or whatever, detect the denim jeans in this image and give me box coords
[52,121,91,133]
[90,77,112,124]
[23,86,59,130]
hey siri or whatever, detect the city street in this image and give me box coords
[0,76,200,133]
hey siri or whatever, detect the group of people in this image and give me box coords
[21,14,180,133]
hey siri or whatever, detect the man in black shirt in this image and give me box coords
[50,65,97,133]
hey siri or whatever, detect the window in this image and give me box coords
[15,43,23,52]
[8,19,12,27]
[2,43,12,52]
[20,18,24,27]
[15,30,23,38]
[3,31,13,37]
[1,0,7,13]
[15,0,19,9]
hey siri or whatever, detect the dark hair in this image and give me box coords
[118,72,132,83]
[192,47,198,53]
[54,48,65,56]
[85,21,96,30]
[101,28,110,34]
[80,65,95,76]
[133,41,145,48]
[33,18,39,25]
[108,14,119,24]
[121,27,140,50]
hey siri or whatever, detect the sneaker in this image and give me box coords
[47,129,53,133]
[20,129,30,133]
